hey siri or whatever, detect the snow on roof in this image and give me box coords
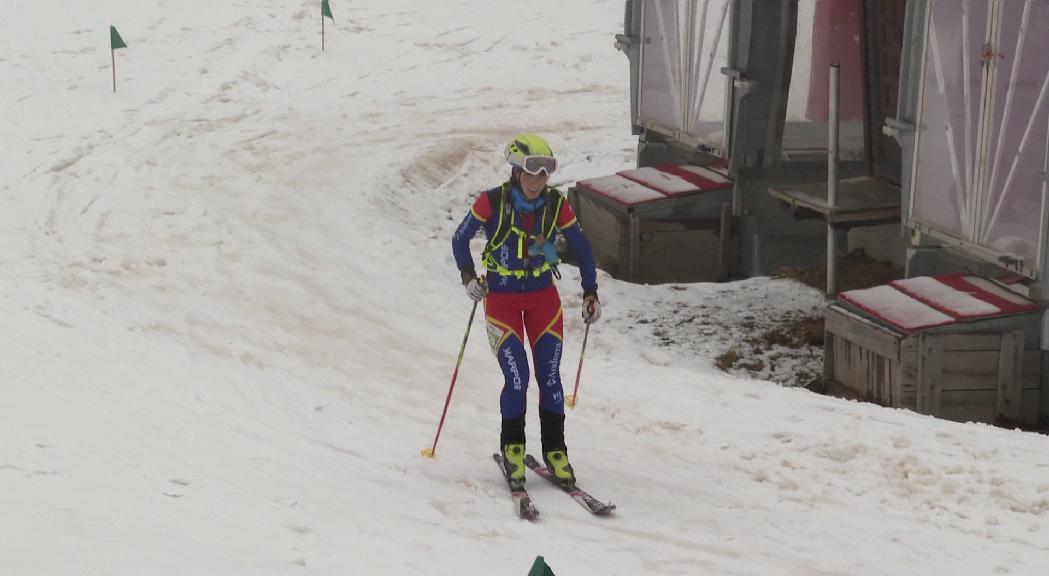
[841,273,1039,332]
[890,276,1001,318]
[617,167,701,196]
[576,174,665,205]
[840,285,956,331]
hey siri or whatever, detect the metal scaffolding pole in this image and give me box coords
[827,63,841,297]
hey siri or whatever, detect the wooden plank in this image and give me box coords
[828,207,902,224]
[832,334,845,384]
[638,218,722,233]
[1023,349,1041,390]
[899,336,918,404]
[824,327,836,384]
[858,346,871,401]
[718,202,731,281]
[869,351,879,402]
[628,211,640,283]
[870,350,882,403]
[939,389,1040,426]
[878,353,892,405]
[573,191,625,276]
[940,350,998,391]
[767,176,901,215]
[828,331,901,408]
[1021,388,1041,425]
[825,379,864,401]
[889,355,901,406]
[836,336,867,401]
[916,334,944,415]
[940,390,996,424]
[825,306,901,361]
[900,392,918,407]
[850,338,862,397]
[841,336,854,393]
[942,334,1002,351]
[861,348,874,400]
[997,331,1025,422]
[638,229,721,283]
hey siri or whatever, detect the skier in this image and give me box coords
[452,134,601,489]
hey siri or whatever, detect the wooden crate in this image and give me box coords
[824,305,1042,425]
[568,185,733,284]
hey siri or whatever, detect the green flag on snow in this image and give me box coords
[110,26,127,50]
[527,556,555,576]
[322,0,334,20]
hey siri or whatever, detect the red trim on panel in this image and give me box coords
[655,164,733,191]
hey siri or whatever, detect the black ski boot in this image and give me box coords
[500,414,526,488]
[540,408,576,487]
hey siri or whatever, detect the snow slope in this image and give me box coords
[2,1,1049,575]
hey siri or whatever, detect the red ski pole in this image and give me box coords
[421,298,480,458]
[565,322,590,409]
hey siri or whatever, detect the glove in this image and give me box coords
[461,269,488,302]
[582,290,601,324]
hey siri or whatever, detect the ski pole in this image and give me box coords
[421,298,480,458]
[565,322,591,409]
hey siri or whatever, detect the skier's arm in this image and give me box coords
[557,202,598,293]
[451,193,493,277]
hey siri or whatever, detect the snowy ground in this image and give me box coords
[3,1,1049,575]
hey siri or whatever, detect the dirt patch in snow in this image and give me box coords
[711,249,902,387]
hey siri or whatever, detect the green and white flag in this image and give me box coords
[321,0,334,51]
[110,25,128,92]
[110,25,127,50]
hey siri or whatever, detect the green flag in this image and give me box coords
[527,556,555,576]
[322,0,334,20]
[110,26,127,50]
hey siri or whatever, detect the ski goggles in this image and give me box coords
[516,155,558,176]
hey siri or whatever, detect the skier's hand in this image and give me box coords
[582,290,601,324]
[461,269,488,303]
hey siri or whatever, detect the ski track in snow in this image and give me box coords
[2,1,1049,575]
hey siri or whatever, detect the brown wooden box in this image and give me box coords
[823,304,1043,425]
[567,185,734,284]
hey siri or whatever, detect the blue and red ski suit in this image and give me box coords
[452,183,597,420]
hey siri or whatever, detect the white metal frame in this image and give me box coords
[635,0,734,154]
[637,0,684,141]
[909,0,1049,279]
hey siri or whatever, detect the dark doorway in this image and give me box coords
[863,0,908,184]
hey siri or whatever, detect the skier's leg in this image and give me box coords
[485,292,530,483]
[485,292,530,419]
[494,335,530,421]
[522,286,576,485]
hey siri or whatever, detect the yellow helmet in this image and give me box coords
[504,133,558,175]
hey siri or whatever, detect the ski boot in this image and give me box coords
[542,449,576,488]
[501,443,526,489]
[539,407,575,487]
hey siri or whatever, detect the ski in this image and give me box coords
[524,454,616,516]
[492,453,539,521]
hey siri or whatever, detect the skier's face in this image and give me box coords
[519,170,548,200]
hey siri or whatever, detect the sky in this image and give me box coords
[2,1,1049,575]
